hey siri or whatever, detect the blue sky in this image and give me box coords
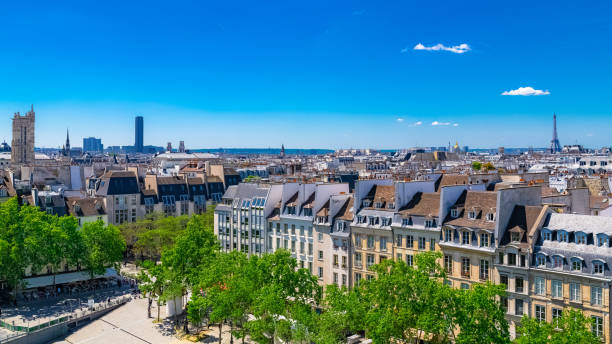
[0,0,611,149]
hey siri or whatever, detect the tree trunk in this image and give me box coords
[157,299,161,322]
[218,323,223,344]
[230,321,234,344]
[147,297,152,318]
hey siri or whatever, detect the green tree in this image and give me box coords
[453,282,509,344]
[516,308,600,344]
[82,220,126,282]
[471,161,482,171]
[482,162,496,171]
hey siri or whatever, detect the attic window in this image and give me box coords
[450,209,459,218]
[511,232,520,242]
[387,202,395,209]
[362,200,371,208]
[425,219,435,228]
[486,213,495,222]
[374,202,383,209]
[468,211,477,220]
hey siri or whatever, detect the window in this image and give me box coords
[354,234,361,248]
[597,235,608,247]
[500,274,508,289]
[520,254,526,267]
[451,209,458,218]
[308,243,313,255]
[536,254,546,266]
[380,237,387,251]
[461,257,470,278]
[534,277,545,295]
[499,252,504,264]
[444,228,453,241]
[542,231,552,241]
[291,240,295,252]
[355,252,362,267]
[515,299,524,315]
[395,234,402,246]
[318,267,323,278]
[462,231,470,245]
[300,242,304,254]
[511,232,520,242]
[425,219,434,228]
[508,253,516,266]
[430,238,435,251]
[552,280,563,298]
[317,232,323,242]
[571,259,582,271]
[366,254,375,268]
[558,231,568,242]
[342,274,347,286]
[367,235,375,249]
[593,261,604,274]
[461,283,470,290]
[553,256,563,269]
[516,277,524,293]
[468,211,476,219]
[333,254,339,267]
[418,237,426,250]
[333,273,338,284]
[535,305,546,322]
[479,260,489,281]
[576,233,587,244]
[355,273,362,285]
[591,286,602,306]
[444,255,453,274]
[592,316,603,338]
[342,256,347,268]
[552,308,562,326]
[406,254,413,267]
[480,233,489,247]
[406,235,414,248]
[570,283,581,302]
[486,212,495,222]
[318,250,323,260]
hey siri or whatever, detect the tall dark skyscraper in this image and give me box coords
[135,116,143,152]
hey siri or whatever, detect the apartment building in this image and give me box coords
[142,175,207,216]
[351,180,395,284]
[528,213,612,342]
[95,170,142,226]
[214,183,282,255]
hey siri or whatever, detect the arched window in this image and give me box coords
[570,257,583,271]
[557,230,568,243]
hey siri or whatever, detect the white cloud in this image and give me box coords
[453,123,459,127]
[396,118,405,122]
[501,86,550,96]
[431,121,451,126]
[413,43,471,54]
[413,121,422,126]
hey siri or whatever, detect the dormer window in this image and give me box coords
[542,230,552,241]
[575,232,587,245]
[552,255,563,269]
[401,217,412,226]
[558,231,568,243]
[571,258,582,271]
[536,254,546,266]
[374,202,383,209]
[486,212,495,222]
[450,209,459,218]
[362,200,371,208]
[468,211,477,220]
[425,219,435,228]
[387,202,395,209]
[511,232,520,242]
[480,233,489,247]
[593,261,604,274]
[444,228,453,241]
[597,235,608,247]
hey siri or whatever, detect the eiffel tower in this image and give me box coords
[550,113,561,153]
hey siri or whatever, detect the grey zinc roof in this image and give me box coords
[544,213,612,235]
